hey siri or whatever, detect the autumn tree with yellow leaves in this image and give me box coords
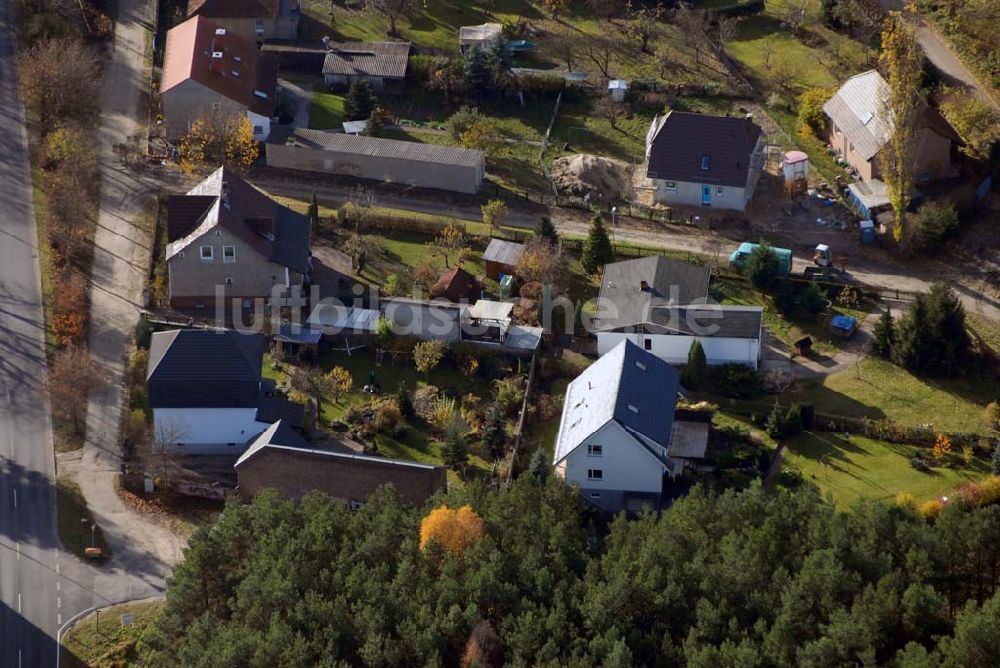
[179,112,260,173]
[419,505,483,555]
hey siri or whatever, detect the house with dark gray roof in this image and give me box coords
[594,257,763,368]
[322,41,411,94]
[644,111,765,211]
[823,70,960,184]
[266,128,486,194]
[235,419,447,505]
[147,329,304,454]
[553,340,707,513]
[165,166,311,311]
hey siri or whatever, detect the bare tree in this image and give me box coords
[674,4,708,48]
[716,16,742,54]
[587,43,614,79]
[550,32,576,71]
[364,0,414,36]
[46,346,106,435]
[147,415,189,490]
[785,0,808,33]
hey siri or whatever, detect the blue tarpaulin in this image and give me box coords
[830,315,857,335]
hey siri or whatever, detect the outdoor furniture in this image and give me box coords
[794,336,813,356]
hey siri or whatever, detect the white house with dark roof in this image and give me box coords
[553,340,706,513]
[594,256,763,369]
[645,111,765,211]
[147,329,303,454]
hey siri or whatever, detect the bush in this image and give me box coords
[799,403,815,430]
[783,404,804,437]
[135,317,153,349]
[799,282,828,315]
[443,105,483,141]
[798,88,831,138]
[743,242,781,293]
[494,377,522,416]
[909,456,931,472]
[710,364,761,398]
[918,499,943,520]
[911,201,960,255]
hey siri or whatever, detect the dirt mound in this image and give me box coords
[551,154,631,201]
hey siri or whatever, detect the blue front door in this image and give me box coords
[702,185,712,206]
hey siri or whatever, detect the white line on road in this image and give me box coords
[15,541,19,560]
[17,592,21,613]
[56,581,60,592]
[57,612,61,625]
[57,595,61,609]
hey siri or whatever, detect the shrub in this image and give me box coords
[494,377,522,415]
[799,282,828,315]
[396,382,415,421]
[710,364,761,398]
[986,401,1000,432]
[918,499,943,520]
[430,396,458,432]
[681,340,707,389]
[743,242,781,293]
[992,445,1000,475]
[444,105,483,141]
[413,385,440,420]
[895,492,916,509]
[798,88,831,138]
[783,404,804,437]
[911,201,960,255]
[909,455,930,472]
[371,398,403,434]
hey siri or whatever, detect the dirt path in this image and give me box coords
[75,0,187,596]
[762,443,787,493]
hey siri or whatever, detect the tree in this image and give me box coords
[893,295,932,372]
[52,270,87,347]
[428,57,467,102]
[307,191,320,232]
[291,366,337,419]
[535,215,558,243]
[419,505,482,553]
[517,236,570,291]
[932,433,952,461]
[481,200,509,235]
[586,42,614,79]
[939,90,1000,160]
[798,88,832,138]
[444,105,482,141]
[366,105,391,137]
[344,79,377,121]
[581,212,614,275]
[460,118,505,158]
[413,339,446,376]
[911,201,960,255]
[396,382,415,420]
[482,402,508,460]
[682,339,707,389]
[435,223,468,268]
[871,309,895,359]
[597,96,622,129]
[179,112,259,172]
[880,14,923,242]
[149,414,189,489]
[20,38,100,126]
[441,419,470,471]
[343,234,379,273]
[620,0,665,53]
[744,242,781,293]
[893,283,968,375]
[47,345,105,435]
[716,16,741,54]
[541,0,570,18]
[528,447,551,480]
[326,366,353,404]
[364,0,414,36]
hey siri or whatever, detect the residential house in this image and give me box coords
[483,239,524,280]
[147,330,304,454]
[552,340,708,513]
[322,41,411,94]
[165,166,311,311]
[459,22,502,53]
[644,111,765,211]
[266,128,486,194]
[235,420,447,505]
[161,16,278,141]
[186,0,300,40]
[432,266,480,302]
[823,70,961,184]
[594,256,763,369]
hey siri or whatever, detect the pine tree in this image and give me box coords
[535,215,558,243]
[871,309,895,358]
[442,419,469,470]
[344,79,376,121]
[681,339,707,389]
[482,402,508,461]
[744,242,781,293]
[528,448,550,481]
[581,212,614,275]
[924,282,968,375]
[396,382,415,421]
[892,295,931,371]
[307,191,319,238]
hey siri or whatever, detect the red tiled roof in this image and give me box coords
[162,15,277,116]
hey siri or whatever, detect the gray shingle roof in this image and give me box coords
[553,340,679,464]
[147,330,265,408]
[646,304,763,339]
[322,41,410,79]
[594,256,712,330]
[272,128,486,168]
[483,238,525,266]
[645,111,762,187]
[256,396,305,429]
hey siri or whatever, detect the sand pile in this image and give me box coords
[551,154,631,201]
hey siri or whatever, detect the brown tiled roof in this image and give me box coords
[322,41,411,79]
[162,15,277,117]
[273,128,486,168]
[167,166,311,274]
[645,111,762,188]
[187,0,280,19]
[432,267,479,302]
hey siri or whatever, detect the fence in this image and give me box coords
[539,86,564,198]
[505,349,539,484]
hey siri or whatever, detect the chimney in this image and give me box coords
[640,280,649,292]
[321,35,331,51]
[214,27,226,51]
[221,180,230,209]
[210,50,224,73]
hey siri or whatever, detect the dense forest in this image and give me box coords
[137,477,1000,666]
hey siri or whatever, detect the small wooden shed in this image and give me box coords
[483,238,525,280]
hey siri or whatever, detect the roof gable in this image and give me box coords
[322,41,411,79]
[645,111,762,187]
[554,340,680,464]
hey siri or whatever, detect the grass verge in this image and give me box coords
[62,599,163,668]
[56,477,111,560]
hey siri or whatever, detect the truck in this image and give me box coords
[729,242,793,275]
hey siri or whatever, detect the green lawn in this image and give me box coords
[57,477,110,560]
[785,432,990,508]
[787,357,1000,435]
[62,600,163,668]
[310,91,347,130]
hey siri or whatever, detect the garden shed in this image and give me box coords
[483,239,524,280]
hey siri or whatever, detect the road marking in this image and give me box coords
[57,612,62,625]
[11,487,16,508]
[15,541,19,560]
[57,595,61,609]
[56,563,60,576]
[56,581,60,592]
[17,592,21,613]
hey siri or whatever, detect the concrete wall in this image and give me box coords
[153,407,263,454]
[266,142,485,194]
[598,331,761,369]
[203,15,299,40]
[237,449,447,506]
[168,225,304,307]
[563,421,666,495]
[651,178,750,211]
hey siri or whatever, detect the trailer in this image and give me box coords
[729,242,793,275]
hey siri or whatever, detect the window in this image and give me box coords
[589,493,601,499]
[663,180,677,191]
[643,339,652,351]
[587,444,603,457]
[225,277,233,286]
[700,155,710,170]
[255,18,264,33]
[253,125,264,134]
[200,245,213,261]
[223,245,236,263]
[627,404,639,414]
[587,469,603,481]
[195,301,204,309]
[717,186,724,195]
